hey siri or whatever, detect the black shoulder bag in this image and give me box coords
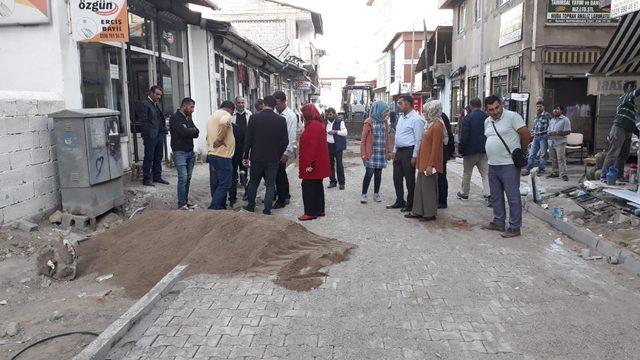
[491,121,527,168]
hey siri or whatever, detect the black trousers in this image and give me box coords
[245,161,279,213]
[301,179,325,216]
[142,135,164,182]
[228,159,247,203]
[437,162,448,208]
[275,162,290,204]
[328,143,345,185]
[392,147,416,207]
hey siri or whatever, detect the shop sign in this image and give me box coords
[499,3,523,47]
[293,81,311,90]
[0,0,51,26]
[588,75,640,95]
[547,0,618,25]
[109,64,119,79]
[611,0,640,18]
[71,0,129,42]
[400,82,415,93]
[412,95,423,113]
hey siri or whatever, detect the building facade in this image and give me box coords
[0,0,297,224]
[205,0,324,109]
[440,0,616,148]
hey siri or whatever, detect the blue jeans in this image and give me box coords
[173,151,195,207]
[527,135,548,172]
[207,155,233,210]
[142,135,165,182]
[489,164,522,229]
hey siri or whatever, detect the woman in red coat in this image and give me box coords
[298,104,331,221]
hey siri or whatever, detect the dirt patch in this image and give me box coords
[78,210,355,296]
[343,149,360,159]
[425,216,474,231]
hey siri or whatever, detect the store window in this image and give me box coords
[475,0,482,22]
[129,13,153,50]
[451,82,465,122]
[508,67,520,92]
[159,58,184,118]
[491,75,508,99]
[79,43,126,132]
[468,76,479,100]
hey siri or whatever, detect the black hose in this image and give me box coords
[11,331,99,360]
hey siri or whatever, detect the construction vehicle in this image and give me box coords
[341,76,374,139]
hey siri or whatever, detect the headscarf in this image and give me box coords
[423,100,449,145]
[423,99,443,123]
[301,103,322,123]
[370,100,389,123]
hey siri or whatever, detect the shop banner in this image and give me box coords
[0,0,51,26]
[71,0,129,42]
[588,75,640,95]
[611,0,640,18]
[499,3,523,47]
[547,0,618,25]
[293,81,311,91]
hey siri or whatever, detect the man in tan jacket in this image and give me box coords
[207,101,236,209]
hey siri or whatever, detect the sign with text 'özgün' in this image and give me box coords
[611,0,640,18]
[71,0,129,42]
[547,0,618,25]
[499,3,523,47]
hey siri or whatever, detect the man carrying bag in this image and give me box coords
[481,95,531,238]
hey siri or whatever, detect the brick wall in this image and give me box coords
[0,98,63,225]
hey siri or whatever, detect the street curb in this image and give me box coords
[525,203,640,276]
[73,264,188,360]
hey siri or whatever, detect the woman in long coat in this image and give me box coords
[360,100,394,204]
[298,104,331,221]
[405,100,446,221]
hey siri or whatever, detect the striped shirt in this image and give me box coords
[613,88,640,133]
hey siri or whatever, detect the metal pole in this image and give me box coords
[410,22,416,92]
[479,0,485,100]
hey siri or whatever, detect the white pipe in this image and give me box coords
[532,0,539,62]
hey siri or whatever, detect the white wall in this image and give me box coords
[0,0,83,224]
[187,26,214,155]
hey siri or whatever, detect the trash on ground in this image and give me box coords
[95,274,114,282]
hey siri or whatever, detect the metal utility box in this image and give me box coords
[51,109,124,219]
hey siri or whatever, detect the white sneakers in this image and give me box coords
[361,194,382,204]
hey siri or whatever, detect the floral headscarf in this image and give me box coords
[423,100,449,145]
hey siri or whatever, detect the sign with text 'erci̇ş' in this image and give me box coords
[71,0,129,42]
[611,0,640,18]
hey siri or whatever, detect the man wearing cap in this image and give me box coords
[601,80,640,181]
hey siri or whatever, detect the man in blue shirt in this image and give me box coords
[457,98,490,202]
[523,100,551,176]
[387,94,425,212]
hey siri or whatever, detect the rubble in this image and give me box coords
[0,300,7,305]
[5,322,20,337]
[15,219,39,232]
[36,240,78,281]
[50,311,64,322]
[49,210,63,224]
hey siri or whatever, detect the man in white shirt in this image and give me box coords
[273,90,298,209]
[482,95,531,238]
[325,107,348,189]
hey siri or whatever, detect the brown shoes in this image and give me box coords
[501,228,521,238]
[481,222,505,232]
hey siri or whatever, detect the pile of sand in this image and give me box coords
[78,210,354,297]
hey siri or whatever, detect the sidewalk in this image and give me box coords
[107,146,640,359]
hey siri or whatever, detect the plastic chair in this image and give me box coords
[566,132,585,161]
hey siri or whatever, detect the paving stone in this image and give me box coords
[218,334,253,347]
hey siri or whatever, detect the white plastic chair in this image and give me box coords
[565,132,585,161]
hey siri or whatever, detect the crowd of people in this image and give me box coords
[137,81,640,239]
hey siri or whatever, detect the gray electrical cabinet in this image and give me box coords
[51,109,124,219]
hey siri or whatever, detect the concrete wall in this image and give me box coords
[187,26,215,156]
[0,1,82,224]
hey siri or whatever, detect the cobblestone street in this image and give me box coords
[110,147,640,360]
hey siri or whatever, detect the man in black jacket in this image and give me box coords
[136,85,169,186]
[242,96,289,215]
[457,98,490,202]
[169,98,199,210]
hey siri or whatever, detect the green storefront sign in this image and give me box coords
[547,0,618,25]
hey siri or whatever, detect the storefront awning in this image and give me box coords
[589,11,640,75]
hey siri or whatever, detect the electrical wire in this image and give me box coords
[11,331,99,360]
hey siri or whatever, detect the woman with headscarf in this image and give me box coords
[360,100,394,204]
[405,100,446,221]
[298,104,331,221]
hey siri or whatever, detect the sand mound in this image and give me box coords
[78,210,354,297]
